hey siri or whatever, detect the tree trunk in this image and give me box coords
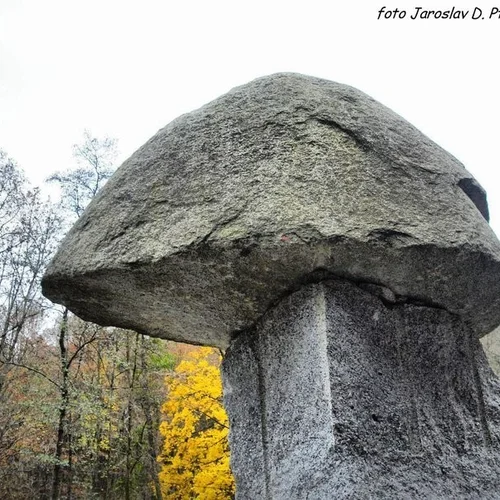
[52,308,69,500]
[140,336,163,500]
[67,425,73,500]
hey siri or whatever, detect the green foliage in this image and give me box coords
[149,351,177,371]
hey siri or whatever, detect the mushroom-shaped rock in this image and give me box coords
[42,73,500,349]
[43,74,500,499]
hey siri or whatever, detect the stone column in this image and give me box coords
[223,280,500,499]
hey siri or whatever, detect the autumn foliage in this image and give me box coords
[158,347,234,499]
[0,142,236,499]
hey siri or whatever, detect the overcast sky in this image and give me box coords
[1,0,499,235]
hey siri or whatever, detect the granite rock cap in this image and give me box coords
[42,73,500,348]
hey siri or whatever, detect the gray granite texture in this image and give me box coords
[41,73,500,347]
[222,280,500,499]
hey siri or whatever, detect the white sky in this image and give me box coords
[1,0,499,235]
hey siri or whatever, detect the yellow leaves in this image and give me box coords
[158,347,234,499]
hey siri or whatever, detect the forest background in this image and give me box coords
[0,134,234,500]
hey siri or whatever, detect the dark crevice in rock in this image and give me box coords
[387,295,451,312]
[458,178,490,221]
[367,228,416,244]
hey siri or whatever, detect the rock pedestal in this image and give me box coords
[223,280,500,499]
[41,73,500,498]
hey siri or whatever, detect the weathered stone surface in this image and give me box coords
[223,280,500,499]
[42,73,500,347]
